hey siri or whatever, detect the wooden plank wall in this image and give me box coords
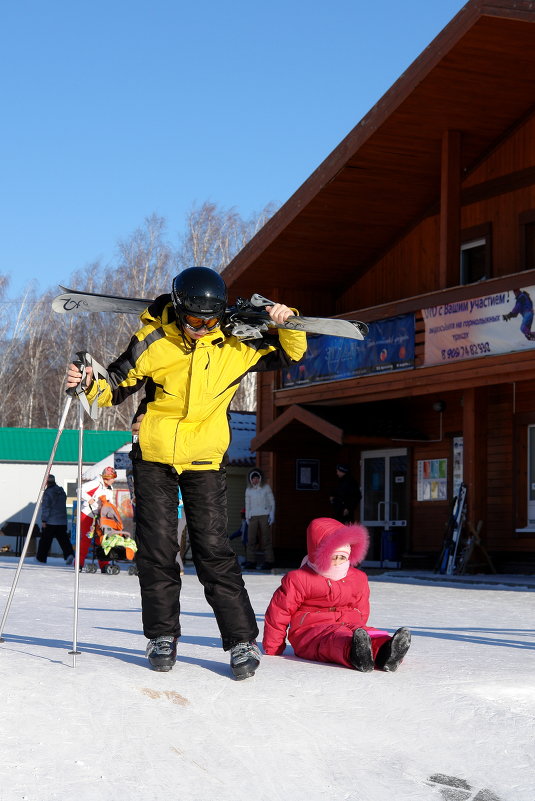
[338,113,535,318]
[486,384,514,547]
[253,112,535,563]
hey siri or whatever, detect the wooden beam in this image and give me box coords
[439,130,462,288]
[345,267,535,323]
[274,349,535,407]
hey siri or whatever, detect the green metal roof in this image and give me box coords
[0,428,131,463]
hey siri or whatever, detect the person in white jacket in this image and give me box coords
[78,466,117,572]
[244,469,275,570]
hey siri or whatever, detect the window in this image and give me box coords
[523,223,535,269]
[519,210,535,270]
[527,426,535,527]
[460,223,492,285]
[513,413,535,534]
[460,239,487,284]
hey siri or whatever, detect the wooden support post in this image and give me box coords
[462,387,488,531]
[439,130,462,288]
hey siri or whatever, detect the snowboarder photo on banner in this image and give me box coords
[502,288,535,341]
[78,466,118,572]
[66,266,307,680]
[263,517,411,672]
[244,468,275,570]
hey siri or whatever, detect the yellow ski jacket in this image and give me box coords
[86,297,307,473]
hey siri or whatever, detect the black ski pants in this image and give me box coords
[36,525,74,562]
[132,459,259,650]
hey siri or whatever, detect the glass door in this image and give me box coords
[360,448,409,568]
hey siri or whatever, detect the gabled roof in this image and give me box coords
[223,0,535,300]
[0,428,131,464]
[252,405,343,451]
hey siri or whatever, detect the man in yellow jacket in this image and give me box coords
[66,267,307,680]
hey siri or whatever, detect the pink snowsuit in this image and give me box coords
[262,518,391,668]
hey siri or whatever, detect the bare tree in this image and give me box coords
[0,203,276,429]
[176,202,277,412]
[177,201,276,275]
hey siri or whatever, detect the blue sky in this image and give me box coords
[0,0,467,299]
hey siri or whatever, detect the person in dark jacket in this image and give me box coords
[329,465,362,523]
[36,475,74,564]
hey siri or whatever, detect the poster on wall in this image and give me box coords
[282,314,414,388]
[296,459,320,490]
[422,286,535,366]
[452,437,463,499]
[417,458,447,501]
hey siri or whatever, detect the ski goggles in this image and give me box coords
[183,313,221,331]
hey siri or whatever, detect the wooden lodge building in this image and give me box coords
[222,0,535,572]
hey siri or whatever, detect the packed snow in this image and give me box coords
[0,556,533,801]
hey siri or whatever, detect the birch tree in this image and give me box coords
[0,203,275,428]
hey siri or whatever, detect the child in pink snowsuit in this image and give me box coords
[262,517,411,672]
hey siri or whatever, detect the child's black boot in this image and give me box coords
[349,628,374,672]
[375,627,411,672]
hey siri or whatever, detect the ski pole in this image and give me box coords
[0,394,73,642]
[69,388,85,667]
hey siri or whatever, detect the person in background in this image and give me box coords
[329,464,362,523]
[244,468,276,571]
[263,517,411,672]
[78,466,118,573]
[36,475,74,565]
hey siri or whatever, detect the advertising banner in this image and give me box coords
[281,314,414,388]
[423,286,535,366]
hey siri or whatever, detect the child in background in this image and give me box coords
[262,517,411,672]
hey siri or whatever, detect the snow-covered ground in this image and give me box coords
[0,556,533,801]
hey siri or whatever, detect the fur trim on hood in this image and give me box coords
[306,517,369,571]
[248,468,264,485]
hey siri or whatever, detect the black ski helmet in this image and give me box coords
[171,267,228,320]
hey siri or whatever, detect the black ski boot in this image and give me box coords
[229,641,261,680]
[146,635,178,672]
[350,628,374,672]
[375,627,411,672]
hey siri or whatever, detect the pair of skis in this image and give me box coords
[436,482,468,575]
[52,287,369,341]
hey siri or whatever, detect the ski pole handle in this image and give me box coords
[66,358,85,397]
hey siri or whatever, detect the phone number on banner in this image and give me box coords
[440,342,491,360]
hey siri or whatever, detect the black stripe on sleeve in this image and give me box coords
[106,328,166,403]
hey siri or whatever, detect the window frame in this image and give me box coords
[459,223,492,285]
[519,209,535,271]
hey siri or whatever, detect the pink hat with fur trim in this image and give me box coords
[306,517,369,572]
